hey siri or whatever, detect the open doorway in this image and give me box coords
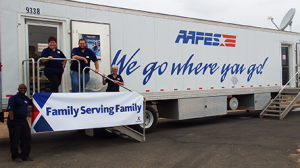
[26,21,59,95]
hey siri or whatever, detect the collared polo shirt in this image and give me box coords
[7,93,32,125]
[70,47,98,73]
[40,47,66,74]
[105,74,124,92]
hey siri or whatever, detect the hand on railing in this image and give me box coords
[82,66,132,92]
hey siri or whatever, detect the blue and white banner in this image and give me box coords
[31,92,144,133]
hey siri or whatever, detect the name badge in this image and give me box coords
[86,56,90,59]
[57,51,61,54]
[24,100,28,104]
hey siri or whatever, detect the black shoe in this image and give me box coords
[13,157,23,163]
[22,156,33,161]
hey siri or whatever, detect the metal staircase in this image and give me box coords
[260,88,300,120]
[260,69,300,120]
[107,126,146,142]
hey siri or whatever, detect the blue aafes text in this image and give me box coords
[175,30,236,47]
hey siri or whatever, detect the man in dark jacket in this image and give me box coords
[7,84,33,163]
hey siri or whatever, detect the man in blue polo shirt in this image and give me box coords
[70,39,99,92]
[7,84,33,163]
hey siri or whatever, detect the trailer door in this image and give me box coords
[71,21,110,91]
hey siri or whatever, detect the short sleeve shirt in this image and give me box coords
[70,47,98,73]
[105,74,124,92]
[40,47,66,74]
[7,93,32,125]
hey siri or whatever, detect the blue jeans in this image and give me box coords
[70,71,90,92]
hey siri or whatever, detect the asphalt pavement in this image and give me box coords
[1,110,300,168]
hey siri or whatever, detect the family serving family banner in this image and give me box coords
[31,92,144,133]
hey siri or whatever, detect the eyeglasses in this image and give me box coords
[79,43,86,45]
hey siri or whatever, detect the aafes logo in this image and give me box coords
[136,116,142,123]
[175,30,236,47]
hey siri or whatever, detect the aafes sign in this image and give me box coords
[175,30,236,47]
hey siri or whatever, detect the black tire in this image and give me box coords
[130,105,158,134]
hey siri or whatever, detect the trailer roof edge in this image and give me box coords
[36,0,300,35]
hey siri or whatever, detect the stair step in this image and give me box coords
[271,102,290,105]
[277,98,294,101]
[281,92,298,95]
[261,113,280,117]
[264,110,282,113]
[280,95,297,97]
[267,106,285,109]
[282,88,300,93]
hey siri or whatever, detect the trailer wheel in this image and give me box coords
[131,105,158,133]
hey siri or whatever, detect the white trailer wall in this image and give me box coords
[1,0,300,104]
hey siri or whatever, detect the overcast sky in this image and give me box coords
[74,0,300,32]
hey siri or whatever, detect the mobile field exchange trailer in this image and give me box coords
[1,0,300,134]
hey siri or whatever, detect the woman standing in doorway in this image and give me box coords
[40,36,67,92]
[102,65,124,92]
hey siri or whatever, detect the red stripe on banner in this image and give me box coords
[2,110,7,112]
[6,95,13,97]
[199,87,203,89]
[145,90,150,92]
[224,39,236,43]
[225,43,236,47]
[187,88,190,90]
[31,104,39,125]
[174,89,178,91]
[160,89,164,91]
[211,87,214,89]
[219,43,225,46]
[223,35,236,39]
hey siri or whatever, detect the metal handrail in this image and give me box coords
[278,68,300,113]
[82,66,132,92]
[279,68,300,94]
[37,58,81,92]
[82,66,145,139]
[22,58,35,96]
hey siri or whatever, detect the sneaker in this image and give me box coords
[13,157,23,163]
[22,156,33,161]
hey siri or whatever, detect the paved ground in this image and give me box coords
[1,110,300,168]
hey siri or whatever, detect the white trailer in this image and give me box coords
[1,0,300,133]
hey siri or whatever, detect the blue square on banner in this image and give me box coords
[34,115,53,132]
[33,93,52,109]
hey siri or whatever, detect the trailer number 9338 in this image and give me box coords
[26,7,40,15]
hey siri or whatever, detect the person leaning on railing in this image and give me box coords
[102,65,124,92]
[40,36,67,92]
[70,39,99,92]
